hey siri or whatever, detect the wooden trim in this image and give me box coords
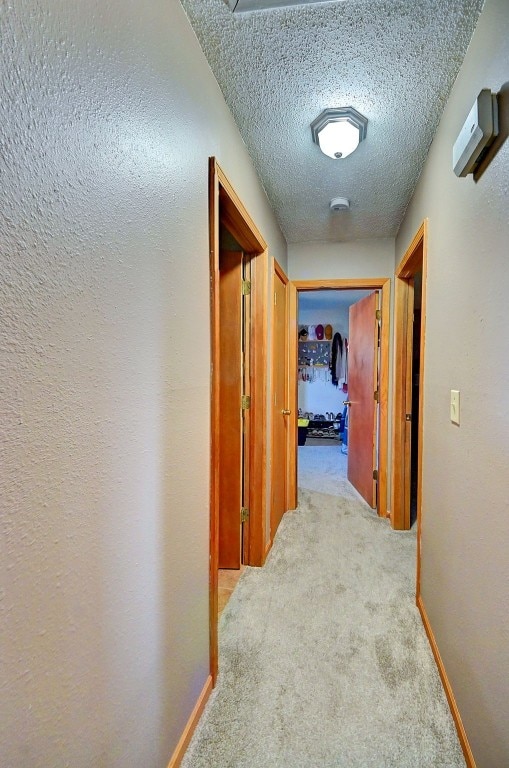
[293,278,389,291]
[292,277,390,518]
[209,158,270,681]
[208,158,220,684]
[248,249,268,566]
[417,597,477,768]
[397,220,426,278]
[264,536,273,560]
[274,258,288,284]
[216,163,267,253]
[287,281,298,510]
[416,220,428,598]
[167,675,213,768]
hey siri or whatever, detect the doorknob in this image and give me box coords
[281,409,291,415]
[343,400,352,406]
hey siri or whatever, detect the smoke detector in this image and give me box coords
[329,197,350,212]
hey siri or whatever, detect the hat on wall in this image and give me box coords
[298,325,308,340]
[324,324,333,340]
[308,325,317,340]
[315,324,324,340]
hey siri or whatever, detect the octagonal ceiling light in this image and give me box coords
[311,107,368,160]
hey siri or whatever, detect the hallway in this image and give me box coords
[181,447,463,767]
[3,2,508,765]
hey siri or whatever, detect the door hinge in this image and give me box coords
[374,390,379,402]
[376,309,382,321]
[373,469,378,481]
[241,394,251,410]
[242,280,251,296]
[241,507,249,523]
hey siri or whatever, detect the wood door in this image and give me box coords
[218,250,242,568]
[347,291,379,508]
[392,222,427,534]
[271,266,288,538]
[241,257,251,563]
[287,281,298,511]
[403,280,416,528]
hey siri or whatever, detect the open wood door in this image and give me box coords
[287,280,298,512]
[347,291,379,508]
[218,250,243,568]
[271,263,289,539]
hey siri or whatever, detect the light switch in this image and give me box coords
[450,390,460,425]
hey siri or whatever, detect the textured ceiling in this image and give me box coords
[180,0,484,243]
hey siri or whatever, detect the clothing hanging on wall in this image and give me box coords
[298,365,331,383]
[331,332,347,387]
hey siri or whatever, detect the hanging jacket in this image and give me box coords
[331,333,343,387]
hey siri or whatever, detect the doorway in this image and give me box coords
[391,221,427,576]
[209,158,270,682]
[290,278,391,517]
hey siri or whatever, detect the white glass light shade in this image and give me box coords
[317,120,360,159]
[310,107,368,160]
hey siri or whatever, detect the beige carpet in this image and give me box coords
[181,447,464,767]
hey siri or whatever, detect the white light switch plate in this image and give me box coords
[450,390,460,425]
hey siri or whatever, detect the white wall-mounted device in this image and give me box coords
[453,89,498,177]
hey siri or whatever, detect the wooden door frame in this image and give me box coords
[391,220,428,595]
[209,158,269,682]
[290,278,391,518]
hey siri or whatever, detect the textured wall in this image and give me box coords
[396,1,509,764]
[288,238,395,280]
[0,1,285,766]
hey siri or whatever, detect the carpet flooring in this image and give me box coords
[181,446,465,767]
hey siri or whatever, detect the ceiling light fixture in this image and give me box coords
[311,107,368,160]
[225,0,332,10]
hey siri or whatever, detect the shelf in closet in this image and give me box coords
[298,340,331,367]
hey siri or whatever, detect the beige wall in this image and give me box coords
[396,0,509,764]
[0,1,285,766]
[288,238,395,280]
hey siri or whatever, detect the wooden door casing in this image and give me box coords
[210,159,271,683]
